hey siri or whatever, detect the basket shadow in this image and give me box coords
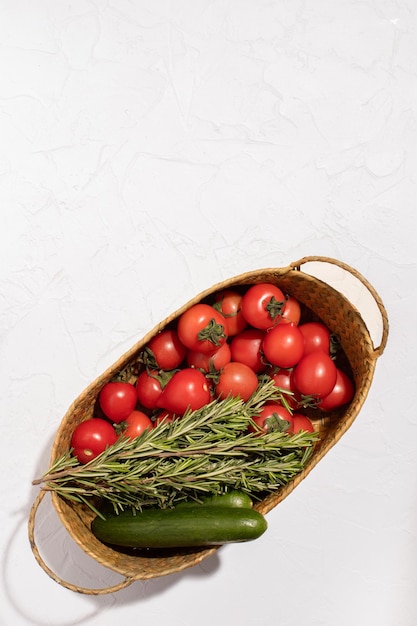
[4,510,221,626]
[104,549,222,606]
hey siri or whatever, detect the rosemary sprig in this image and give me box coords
[33,380,319,514]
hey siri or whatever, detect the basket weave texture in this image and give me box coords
[29,256,388,594]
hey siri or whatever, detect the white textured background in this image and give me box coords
[1,1,416,625]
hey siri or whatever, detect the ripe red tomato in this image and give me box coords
[71,418,117,464]
[241,283,286,330]
[177,303,228,353]
[270,368,300,410]
[289,413,315,434]
[230,328,267,373]
[213,290,248,336]
[279,295,301,325]
[249,402,293,434]
[120,410,153,439]
[144,329,187,370]
[262,323,304,369]
[317,368,355,411]
[186,342,231,372]
[136,370,165,410]
[99,382,137,423]
[156,368,211,414]
[292,351,337,399]
[215,362,259,402]
[298,322,331,355]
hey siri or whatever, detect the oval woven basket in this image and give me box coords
[29,256,388,594]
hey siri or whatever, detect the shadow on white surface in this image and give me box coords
[4,511,221,625]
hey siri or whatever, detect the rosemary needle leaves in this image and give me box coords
[33,380,319,514]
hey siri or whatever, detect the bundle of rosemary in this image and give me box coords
[33,380,319,515]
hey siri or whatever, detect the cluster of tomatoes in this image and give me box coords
[70,283,355,464]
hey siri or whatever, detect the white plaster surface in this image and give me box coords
[1,1,416,624]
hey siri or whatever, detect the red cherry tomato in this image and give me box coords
[213,290,248,336]
[99,382,137,423]
[121,410,153,440]
[241,283,286,330]
[289,413,315,434]
[298,322,331,355]
[215,362,259,402]
[270,368,300,410]
[186,342,231,372]
[230,328,267,374]
[156,368,211,414]
[136,369,164,409]
[292,351,337,399]
[262,323,304,369]
[177,303,228,353]
[317,368,355,411]
[143,329,187,370]
[279,295,301,325]
[71,418,117,464]
[249,402,293,434]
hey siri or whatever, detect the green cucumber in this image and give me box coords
[91,506,267,549]
[175,490,253,510]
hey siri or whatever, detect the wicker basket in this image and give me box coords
[29,256,388,594]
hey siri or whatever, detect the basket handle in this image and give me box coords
[28,490,136,595]
[290,256,389,357]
